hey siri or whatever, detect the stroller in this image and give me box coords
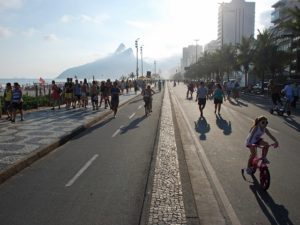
[269,94,291,116]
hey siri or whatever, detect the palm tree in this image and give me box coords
[253,30,272,87]
[129,72,135,80]
[215,44,237,82]
[236,36,255,86]
[279,1,300,76]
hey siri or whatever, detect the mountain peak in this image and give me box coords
[115,43,126,54]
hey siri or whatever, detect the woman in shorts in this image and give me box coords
[213,83,226,115]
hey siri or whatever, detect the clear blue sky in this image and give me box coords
[0,0,277,78]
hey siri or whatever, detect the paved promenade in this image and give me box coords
[0,91,140,184]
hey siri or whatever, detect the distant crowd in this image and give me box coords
[173,78,300,117]
[0,77,164,122]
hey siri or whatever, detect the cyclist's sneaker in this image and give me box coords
[262,158,270,164]
[246,167,253,175]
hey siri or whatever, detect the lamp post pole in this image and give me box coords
[135,38,140,79]
[194,39,199,63]
[140,45,144,77]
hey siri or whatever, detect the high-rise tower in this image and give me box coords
[218,0,255,46]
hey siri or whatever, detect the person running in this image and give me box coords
[142,85,155,113]
[245,116,279,174]
[196,81,208,118]
[110,81,121,118]
[213,83,226,115]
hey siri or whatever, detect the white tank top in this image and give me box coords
[245,126,265,146]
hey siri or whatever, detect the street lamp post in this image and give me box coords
[194,39,199,63]
[135,38,140,79]
[140,45,144,77]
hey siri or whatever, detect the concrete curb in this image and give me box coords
[0,93,140,185]
[169,87,227,225]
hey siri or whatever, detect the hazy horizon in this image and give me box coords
[0,0,278,78]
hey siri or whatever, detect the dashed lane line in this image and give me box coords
[112,125,124,138]
[129,113,136,120]
[138,105,143,110]
[65,154,99,187]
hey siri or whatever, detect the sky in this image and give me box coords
[0,0,278,78]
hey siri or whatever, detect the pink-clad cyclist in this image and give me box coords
[245,116,279,174]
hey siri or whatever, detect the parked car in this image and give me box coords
[250,81,269,94]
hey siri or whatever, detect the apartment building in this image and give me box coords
[218,0,255,46]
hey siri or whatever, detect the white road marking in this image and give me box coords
[129,113,136,119]
[138,105,143,110]
[65,154,99,187]
[112,125,124,138]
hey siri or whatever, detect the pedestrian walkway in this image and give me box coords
[0,91,139,184]
[148,86,187,225]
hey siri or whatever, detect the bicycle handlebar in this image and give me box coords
[249,143,279,148]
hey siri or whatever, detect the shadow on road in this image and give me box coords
[228,98,248,107]
[194,117,210,140]
[120,116,147,135]
[129,97,143,105]
[73,117,115,139]
[283,116,300,132]
[249,176,295,225]
[215,114,232,135]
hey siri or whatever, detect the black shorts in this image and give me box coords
[111,99,119,109]
[11,102,22,110]
[214,98,223,104]
[198,98,206,106]
[4,101,12,111]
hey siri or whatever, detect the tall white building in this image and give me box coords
[181,45,203,72]
[218,0,255,46]
[271,0,300,76]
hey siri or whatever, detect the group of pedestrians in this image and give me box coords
[181,80,280,178]
[183,80,227,118]
[50,78,140,114]
[0,78,141,122]
[1,82,24,122]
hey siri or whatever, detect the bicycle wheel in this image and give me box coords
[260,167,270,190]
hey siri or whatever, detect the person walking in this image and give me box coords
[11,82,23,122]
[213,83,226,115]
[51,80,61,110]
[195,81,208,118]
[110,81,121,118]
[3,83,13,120]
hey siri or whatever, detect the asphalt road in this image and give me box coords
[171,82,300,225]
[0,90,163,225]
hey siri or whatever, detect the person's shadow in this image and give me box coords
[283,116,300,132]
[216,114,232,135]
[194,117,210,140]
[249,175,294,225]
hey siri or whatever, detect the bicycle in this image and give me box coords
[241,143,278,191]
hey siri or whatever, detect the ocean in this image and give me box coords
[0,78,65,87]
